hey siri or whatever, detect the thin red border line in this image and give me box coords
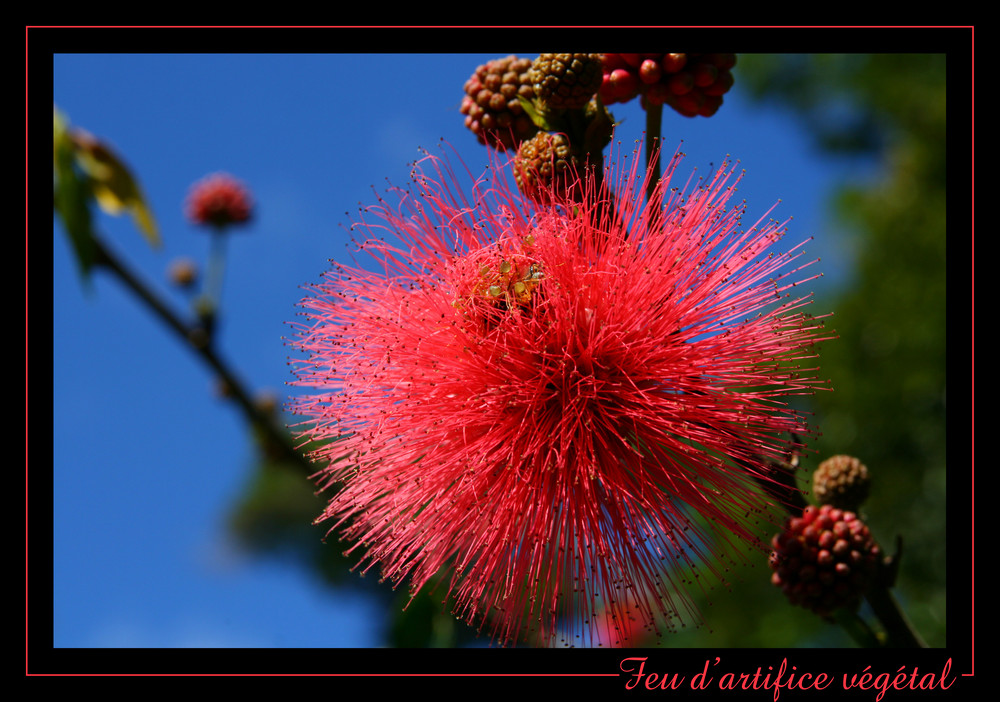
[23,23,29,679]
[967,23,975,679]
[30,673,622,677]
[32,26,973,671]
[293,673,620,677]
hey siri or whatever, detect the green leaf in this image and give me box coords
[53,107,97,280]
[71,128,161,248]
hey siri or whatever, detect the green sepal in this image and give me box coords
[517,94,558,132]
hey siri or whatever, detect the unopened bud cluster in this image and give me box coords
[813,454,871,513]
[600,53,736,117]
[513,132,587,204]
[460,55,538,151]
[770,504,881,617]
[528,53,604,112]
[461,52,732,203]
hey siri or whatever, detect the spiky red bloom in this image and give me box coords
[289,142,829,646]
[185,172,253,228]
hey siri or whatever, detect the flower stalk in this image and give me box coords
[644,101,663,203]
[863,535,928,648]
[864,578,928,648]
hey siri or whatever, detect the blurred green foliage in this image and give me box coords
[755,54,946,648]
[53,106,161,281]
[651,54,948,648]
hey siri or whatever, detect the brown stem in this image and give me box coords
[644,102,663,204]
[864,541,928,648]
[91,235,311,472]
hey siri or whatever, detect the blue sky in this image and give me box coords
[48,50,873,650]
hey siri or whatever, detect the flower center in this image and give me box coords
[452,237,544,324]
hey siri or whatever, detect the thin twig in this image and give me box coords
[90,234,311,472]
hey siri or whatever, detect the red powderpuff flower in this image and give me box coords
[289,142,830,646]
[185,172,253,228]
